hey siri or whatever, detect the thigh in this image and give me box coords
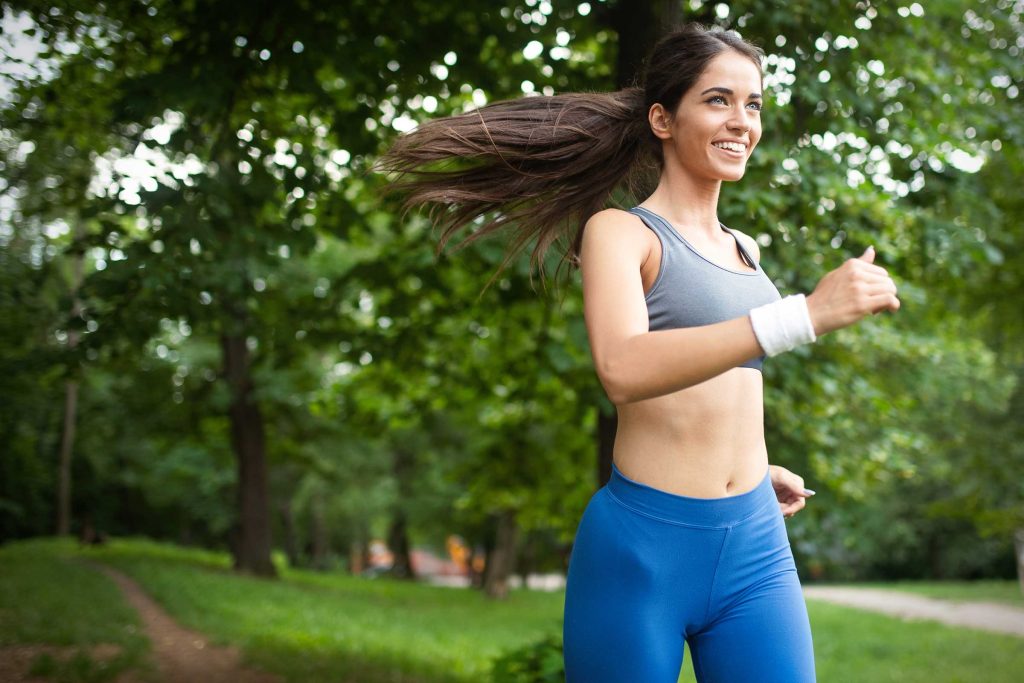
[688,567,816,683]
[562,488,687,683]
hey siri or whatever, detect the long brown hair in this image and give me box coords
[373,22,764,297]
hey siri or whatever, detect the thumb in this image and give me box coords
[859,245,875,262]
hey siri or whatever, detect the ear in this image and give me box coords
[648,103,673,141]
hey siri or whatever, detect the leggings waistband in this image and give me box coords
[606,461,776,528]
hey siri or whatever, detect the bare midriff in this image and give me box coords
[612,368,768,498]
[612,217,769,499]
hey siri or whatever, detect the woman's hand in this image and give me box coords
[805,245,900,336]
[769,464,815,519]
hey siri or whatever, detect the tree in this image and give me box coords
[2,0,1020,587]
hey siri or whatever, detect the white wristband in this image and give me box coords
[748,294,817,357]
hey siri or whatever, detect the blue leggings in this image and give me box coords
[563,461,816,682]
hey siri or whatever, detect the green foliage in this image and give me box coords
[489,632,565,683]
[1,0,1021,582]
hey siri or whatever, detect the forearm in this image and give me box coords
[601,315,765,404]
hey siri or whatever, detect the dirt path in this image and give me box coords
[803,585,1024,638]
[83,560,284,683]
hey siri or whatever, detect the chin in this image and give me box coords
[718,169,746,182]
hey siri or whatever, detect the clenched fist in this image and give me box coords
[806,246,900,336]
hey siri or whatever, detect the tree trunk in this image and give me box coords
[56,378,79,536]
[1015,527,1024,597]
[280,498,300,568]
[387,446,416,579]
[56,221,86,536]
[221,332,276,577]
[348,519,371,576]
[348,539,365,576]
[483,508,520,600]
[386,509,415,579]
[178,511,192,547]
[610,0,683,90]
[927,532,944,578]
[467,542,485,588]
[516,532,533,587]
[310,486,330,570]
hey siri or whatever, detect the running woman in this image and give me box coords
[375,22,900,682]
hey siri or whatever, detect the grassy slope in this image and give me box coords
[1,537,1021,683]
[0,537,155,682]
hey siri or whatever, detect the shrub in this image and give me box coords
[489,632,565,683]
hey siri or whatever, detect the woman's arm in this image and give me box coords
[581,210,897,405]
[581,209,769,405]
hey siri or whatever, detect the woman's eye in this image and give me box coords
[707,95,761,111]
[708,95,757,110]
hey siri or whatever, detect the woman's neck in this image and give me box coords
[644,168,724,239]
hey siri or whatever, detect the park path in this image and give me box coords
[802,585,1024,638]
[82,560,284,683]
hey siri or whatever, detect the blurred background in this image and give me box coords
[1,1,1022,682]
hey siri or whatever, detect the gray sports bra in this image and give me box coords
[630,205,782,371]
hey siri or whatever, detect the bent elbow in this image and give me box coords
[597,355,632,406]
[602,380,627,406]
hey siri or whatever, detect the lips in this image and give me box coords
[712,144,746,158]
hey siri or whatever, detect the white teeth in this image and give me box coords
[712,141,746,152]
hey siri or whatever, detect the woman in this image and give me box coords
[376,22,899,683]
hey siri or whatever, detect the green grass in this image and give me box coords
[805,599,1024,683]
[78,536,565,682]
[1,536,1022,683]
[823,579,1024,606]
[0,537,155,682]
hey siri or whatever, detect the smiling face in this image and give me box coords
[650,49,764,182]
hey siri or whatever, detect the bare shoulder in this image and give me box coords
[581,208,652,262]
[585,207,647,234]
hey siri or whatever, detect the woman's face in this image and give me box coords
[652,49,763,182]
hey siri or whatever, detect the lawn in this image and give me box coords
[0,538,155,682]
[0,537,1021,683]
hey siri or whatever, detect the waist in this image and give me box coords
[611,433,770,495]
[606,460,775,528]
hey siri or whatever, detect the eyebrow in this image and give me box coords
[700,86,763,99]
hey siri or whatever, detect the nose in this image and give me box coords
[727,106,749,128]
[727,111,750,137]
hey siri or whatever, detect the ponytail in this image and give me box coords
[373,22,765,297]
[373,87,658,295]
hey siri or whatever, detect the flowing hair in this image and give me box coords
[372,22,764,298]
